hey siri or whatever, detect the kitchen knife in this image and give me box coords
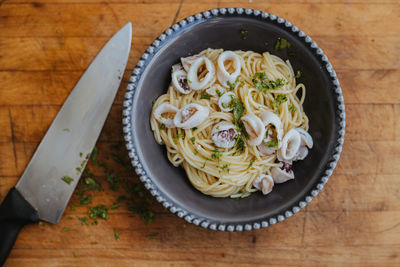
[0,22,132,265]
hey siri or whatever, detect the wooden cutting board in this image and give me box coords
[0,0,399,266]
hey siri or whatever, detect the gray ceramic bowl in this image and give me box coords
[123,8,345,231]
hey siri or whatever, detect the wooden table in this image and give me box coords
[1,0,399,266]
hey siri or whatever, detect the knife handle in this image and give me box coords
[0,187,38,266]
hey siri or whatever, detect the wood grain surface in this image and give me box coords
[1,0,399,266]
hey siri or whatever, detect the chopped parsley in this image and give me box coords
[272,94,288,113]
[191,127,197,131]
[295,70,302,78]
[73,252,78,257]
[146,232,159,239]
[222,164,230,173]
[177,133,184,139]
[247,160,255,169]
[216,89,222,97]
[194,149,199,155]
[61,176,74,185]
[289,105,297,113]
[200,91,211,100]
[190,137,196,145]
[152,99,156,106]
[274,38,291,51]
[252,72,284,92]
[160,123,165,130]
[38,221,44,226]
[173,139,178,145]
[113,228,120,241]
[229,96,245,122]
[228,95,247,151]
[227,75,241,91]
[70,205,76,211]
[63,128,70,132]
[240,29,248,40]
[61,226,70,232]
[234,134,246,154]
[201,159,208,169]
[265,139,279,148]
[274,94,288,104]
[211,149,222,165]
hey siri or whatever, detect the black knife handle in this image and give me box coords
[0,187,38,266]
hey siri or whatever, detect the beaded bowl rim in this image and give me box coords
[122,7,346,232]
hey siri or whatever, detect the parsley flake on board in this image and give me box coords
[78,216,90,226]
[61,226,70,232]
[147,232,159,239]
[79,195,92,205]
[89,205,109,221]
[113,228,120,241]
[295,70,302,78]
[110,203,120,210]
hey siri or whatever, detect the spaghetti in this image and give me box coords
[150,48,311,198]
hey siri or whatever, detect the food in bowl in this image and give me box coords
[150,48,313,198]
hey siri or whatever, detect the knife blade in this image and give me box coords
[0,22,132,264]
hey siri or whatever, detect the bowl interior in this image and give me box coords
[131,16,338,224]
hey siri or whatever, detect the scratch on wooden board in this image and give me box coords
[172,0,183,25]
[373,222,400,234]
[8,108,18,170]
